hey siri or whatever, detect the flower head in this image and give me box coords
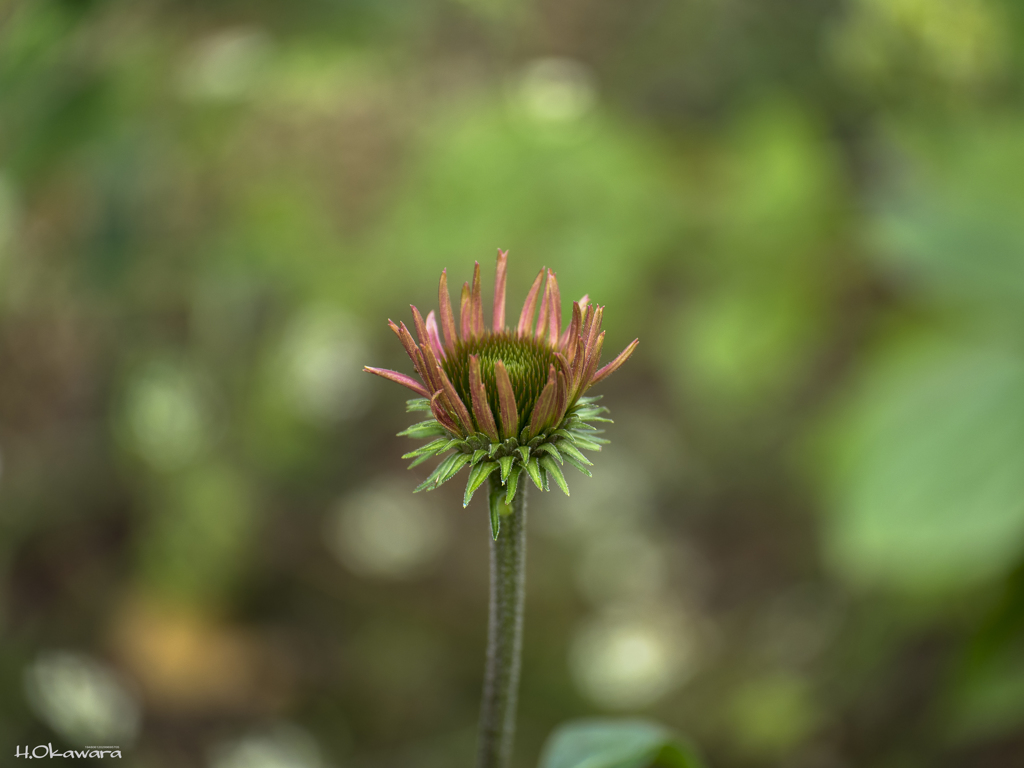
[365,250,638,512]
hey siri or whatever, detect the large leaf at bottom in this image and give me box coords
[538,719,704,768]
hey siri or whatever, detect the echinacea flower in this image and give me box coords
[364,250,638,515]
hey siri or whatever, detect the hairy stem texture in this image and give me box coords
[476,476,528,768]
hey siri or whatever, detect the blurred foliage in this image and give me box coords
[4,0,1024,766]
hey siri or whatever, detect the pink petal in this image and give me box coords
[516,269,545,337]
[471,261,484,338]
[494,359,519,440]
[363,367,430,397]
[430,390,460,434]
[438,269,459,351]
[469,355,500,442]
[528,364,559,436]
[493,249,508,332]
[460,281,473,341]
[591,338,639,385]
[425,310,446,361]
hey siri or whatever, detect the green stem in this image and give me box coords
[476,475,528,768]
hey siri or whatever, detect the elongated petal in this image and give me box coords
[469,355,500,442]
[392,321,429,385]
[364,367,429,397]
[579,330,605,391]
[494,359,519,440]
[419,336,448,398]
[577,294,590,311]
[555,368,569,424]
[471,261,484,337]
[529,365,560,435]
[517,269,546,337]
[536,270,551,341]
[425,310,445,361]
[592,338,639,385]
[560,300,582,354]
[410,305,430,349]
[585,305,605,359]
[438,364,474,434]
[546,269,561,345]
[460,281,473,340]
[493,249,508,332]
[429,390,459,434]
[389,320,425,372]
[438,268,458,351]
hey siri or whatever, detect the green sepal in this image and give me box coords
[576,395,603,405]
[499,455,515,483]
[540,455,570,496]
[439,453,473,486]
[526,456,545,491]
[558,441,593,466]
[397,420,449,439]
[472,448,489,465]
[520,425,533,443]
[406,398,432,412]
[569,434,603,451]
[402,438,452,460]
[415,453,459,492]
[464,461,500,507]
[488,482,502,540]
[517,446,531,465]
[588,435,611,445]
[408,450,446,469]
[505,466,522,505]
[574,407,610,420]
[562,452,593,477]
[553,429,576,444]
[567,420,598,431]
[536,442,563,464]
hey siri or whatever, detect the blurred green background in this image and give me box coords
[3,0,1024,765]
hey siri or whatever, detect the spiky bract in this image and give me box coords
[365,250,638,520]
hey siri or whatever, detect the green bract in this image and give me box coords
[365,250,638,514]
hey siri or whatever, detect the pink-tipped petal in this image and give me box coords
[430,390,460,434]
[364,367,430,397]
[560,301,583,357]
[555,368,569,425]
[517,269,546,337]
[586,305,605,355]
[471,261,484,337]
[536,271,551,341]
[493,249,508,332]
[577,294,590,311]
[529,365,560,435]
[410,305,430,348]
[580,330,606,392]
[546,269,561,345]
[393,321,428,384]
[439,269,459,351]
[494,359,519,440]
[460,281,473,341]
[469,355,500,442]
[592,338,639,385]
[438,365,474,435]
[425,310,445,361]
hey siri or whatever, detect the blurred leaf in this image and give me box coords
[821,338,1024,591]
[872,121,1024,307]
[538,719,704,768]
[728,673,818,758]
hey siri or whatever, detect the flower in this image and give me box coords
[364,250,638,511]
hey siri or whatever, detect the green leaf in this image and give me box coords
[472,448,489,465]
[518,446,532,464]
[505,466,521,505]
[406,398,432,412]
[540,455,570,496]
[499,455,515,483]
[538,719,705,768]
[397,420,449,439]
[489,482,502,540]
[526,456,545,491]
[402,438,452,460]
[821,341,1024,591]
[415,453,460,492]
[437,453,472,487]
[537,442,564,464]
[464,461,499,507]
[558,441,593,466]
[562,453,593,477]
[570,434,604,452]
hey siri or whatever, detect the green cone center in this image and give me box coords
[442,332,557,433]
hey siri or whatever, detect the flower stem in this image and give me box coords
[476,476,528,768]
